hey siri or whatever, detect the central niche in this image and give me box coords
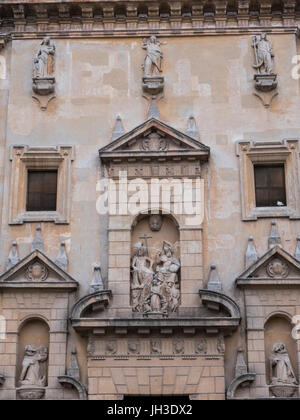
[130,213,180,317]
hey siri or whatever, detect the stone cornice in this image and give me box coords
[0,1,299,38]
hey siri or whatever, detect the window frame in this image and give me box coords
[254,163,287,208]
[26,169,58,212]
[9,145,74,224]
[236,140,300,220]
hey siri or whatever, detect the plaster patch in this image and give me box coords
[0,55,6,80]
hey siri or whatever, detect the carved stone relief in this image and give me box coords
[195,339,207,355]
[105,341,117,356]
[217,337,225,354]
[32,37,56,111]
[149,215,163,232]
[269,342,298,397]
[128,341,141,355]
[140,132,168,151]
[173,339,184,355]
[150,339,162,355]
[25,262,48,282]
[251,33,278,107]
[131,238,181,317]
[17,344,48,400]
[266,259,289,278]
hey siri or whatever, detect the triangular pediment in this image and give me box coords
[0,250,78,290]
[99,118,210,161]
[236,246,300,286]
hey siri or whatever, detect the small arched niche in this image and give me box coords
[264,315,298,386]
[130,212,181,315]
[16,318,50,388]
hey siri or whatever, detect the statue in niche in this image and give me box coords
[149,215,163,232]
[270,342,298,386]
[252,33,274,75]
[19,345,48,387]
[130,236,181,315]
[142,36,163,78]
[33,37,55,79]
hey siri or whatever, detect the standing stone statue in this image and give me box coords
[33,37,55,79]
[144,276,168,314]
[131,242,154,312]
[155,241,180,285]
[270,342,297,386]
[252,33,274,75]
[19,345,48,387]
[142,36,163,77]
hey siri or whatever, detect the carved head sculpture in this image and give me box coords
[272,342,287,354]
[150,36,157,44]
[149,215,163,232]
[261,32,267,40]
[133,242,146,257]
[42,37,51,46]
[24,344,37,356]
[162,241,173,257]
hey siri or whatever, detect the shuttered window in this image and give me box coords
[26,170,57,211]
[254,165,286,207]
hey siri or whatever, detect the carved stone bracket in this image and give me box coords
[71,290,112,320]
[199,289,241,320]
[32,77,56,111]
[142,76,164,96]
[253,74,278,108]
[57,375,88,400]
[0,374,5,386]
[226,373,256,400]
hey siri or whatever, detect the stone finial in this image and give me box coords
[295,236,300,261]
[268,220,281,249]
[67,347,80,381]
[90,264,104,293]
[55,240,68,272]
[147,98,160,120]
[245,236,258,269]
[235,348,248,378]
[186,116,199,139]
[31,225,44,252]
[207,264,222,292]
[112,115,124,141]
[6,241,19,271]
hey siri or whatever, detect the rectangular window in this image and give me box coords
[254,164,286,207]
[26,170,58,212]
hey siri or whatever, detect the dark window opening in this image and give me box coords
[26,170,58,212]
[254,164,286,207]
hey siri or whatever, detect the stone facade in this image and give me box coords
[1,0,300,400]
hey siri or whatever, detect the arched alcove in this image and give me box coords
[16,318,50,388]
[264,315,298,385]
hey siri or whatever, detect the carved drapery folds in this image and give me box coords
[131,239,181,317]
[17,344,48,400]
[32,37,56,111]
[251,33,278,107]
[269,342,298,397]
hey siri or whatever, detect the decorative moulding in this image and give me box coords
[236,139,300,220]
[9,145,74,225]
[57,376,88,400]
[0,249,78,291]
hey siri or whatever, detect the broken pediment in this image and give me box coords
[236,245,300,286]
[99,118,210,162]
[0,250,78,290]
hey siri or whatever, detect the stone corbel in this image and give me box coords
[57,376,88,400]
[0,374,5,386]
[32,77,56,111]
[253,74,278,108]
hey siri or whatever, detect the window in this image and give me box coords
[9,145,74,224]
[254,165,286,207]
[236,140,300,220]
[26,170,57,212]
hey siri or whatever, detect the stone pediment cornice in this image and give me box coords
[0,249,78,290]
[0,1,298,38]
[99,118,210,163]
[236,245,300,287]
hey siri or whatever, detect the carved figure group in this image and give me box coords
[131,239,180,315]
